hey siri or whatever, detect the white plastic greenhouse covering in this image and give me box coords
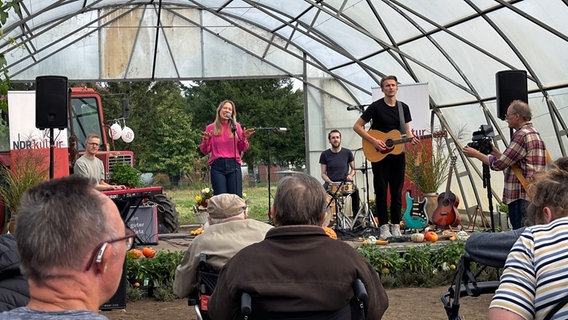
[1,0,567,224]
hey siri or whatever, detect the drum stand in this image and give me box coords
[351,157,378,230]
[326,181,353,231]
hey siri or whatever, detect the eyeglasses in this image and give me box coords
[85,227,136,271]
[505,112,517,119]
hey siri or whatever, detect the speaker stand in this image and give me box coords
[49,128,55,180]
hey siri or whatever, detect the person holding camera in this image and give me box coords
[462,100,548,229]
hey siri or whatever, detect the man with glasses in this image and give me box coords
[463,100,548,229]
[0,175,134,319]
[74,134,126,191]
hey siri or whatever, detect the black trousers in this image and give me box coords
[371,153,405,226]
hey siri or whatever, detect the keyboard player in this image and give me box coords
[73,134,126,191]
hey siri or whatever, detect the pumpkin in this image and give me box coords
[410,233,425,243]
[142,247,156,258]
[424,231,439,242]
[127,248,142,259]
[323,226,337,240]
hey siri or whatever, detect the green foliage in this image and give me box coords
[110,163,143,187]
[432,240,465,267]
[403,244,434,273]
[356,246,406,275]
[126,250,184,301]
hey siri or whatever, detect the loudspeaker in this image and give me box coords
[100,260,127,310]
[35,76,69,129]
[496,70,527,121]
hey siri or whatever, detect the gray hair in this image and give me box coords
[509,100,532,121]
[273,173,327,226]
[15,175,117,281]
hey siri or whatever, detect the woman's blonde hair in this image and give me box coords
[525,157,568,225]
[213,100,237,136]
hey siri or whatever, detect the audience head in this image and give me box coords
[272,173,327,226]
[526,157,568,225]
[207,193,248,224]
[15,175,131,303]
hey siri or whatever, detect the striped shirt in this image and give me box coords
[490,217,568,319]
[490,123,547,204]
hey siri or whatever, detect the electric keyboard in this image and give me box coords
[103,186,163,199]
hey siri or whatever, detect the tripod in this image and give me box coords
[351,156,377,230]
[482,163,496,232]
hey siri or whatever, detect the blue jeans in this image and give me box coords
[508,199,529,229]
[210,158,243,197]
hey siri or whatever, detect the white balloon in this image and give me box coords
[121,126,134,143]
[109,123,122,140]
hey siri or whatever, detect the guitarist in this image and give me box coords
[319,129,360,217]
[353,75,419,240]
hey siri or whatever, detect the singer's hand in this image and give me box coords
[202,131,212,141]
[243,128,255,139]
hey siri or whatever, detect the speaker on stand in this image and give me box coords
[35,76,69,180]
[496,70,528,121]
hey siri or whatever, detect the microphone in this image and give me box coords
[274,127,288,132]
[225,113,233,121]
[346,104,369,111]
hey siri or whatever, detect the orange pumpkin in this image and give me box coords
[323,226,337,240]
[424,231,439,242]
[142,247,156,258]
[127,248,142,259]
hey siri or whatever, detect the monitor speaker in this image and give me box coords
[496,70,527,121]
[35,76,69,129]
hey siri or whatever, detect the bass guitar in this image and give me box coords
[403,154,428,229]
[362,129,446,162]
[432,156,461,228]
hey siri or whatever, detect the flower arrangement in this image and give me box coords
[194,187,213,210]
[405,137,451,194]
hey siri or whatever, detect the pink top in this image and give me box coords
[199,122,249,165]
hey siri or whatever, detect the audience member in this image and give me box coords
[0,176,134,319]
[173,193,272,298]
[208,173,388,319]
[489,157,568,320]
[0,234,29,311]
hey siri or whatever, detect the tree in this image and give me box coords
[184,79,305,168]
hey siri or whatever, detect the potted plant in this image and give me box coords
[405,138,452,220]
[0,149,49,233]
[193,187,213,225]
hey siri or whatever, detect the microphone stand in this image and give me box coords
[230,119,239,196]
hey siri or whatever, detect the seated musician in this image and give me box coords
[319,129,360,218]
[73,134,126,191]
[173,193,272,298]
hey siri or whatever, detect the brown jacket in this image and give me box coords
[208,225,388,319]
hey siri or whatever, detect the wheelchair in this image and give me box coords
[187,253,221,320]
[240,278,368,320]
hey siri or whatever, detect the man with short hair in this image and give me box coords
[320,129,360,217]
[208,173,388,319]
[173,193,272,298]
[74,134,125,191]
[0,176,134,319]
[463,100,547,229]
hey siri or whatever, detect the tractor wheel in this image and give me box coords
[150,193,180,234]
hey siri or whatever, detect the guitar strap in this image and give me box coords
[397,101,406,153]
[396,101,406,136]
[511,149,552,194]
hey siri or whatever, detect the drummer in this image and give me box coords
[319,129,360,217]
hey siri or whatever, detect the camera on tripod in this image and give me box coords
[467,124,494,155]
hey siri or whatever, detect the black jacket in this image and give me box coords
[0,234,29,311]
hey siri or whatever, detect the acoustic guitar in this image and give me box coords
[403,154,428,230]
[431,156,461,228]
[362,129,446,162]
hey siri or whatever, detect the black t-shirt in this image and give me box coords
[361,98,412,132]
[319,148,354,182]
